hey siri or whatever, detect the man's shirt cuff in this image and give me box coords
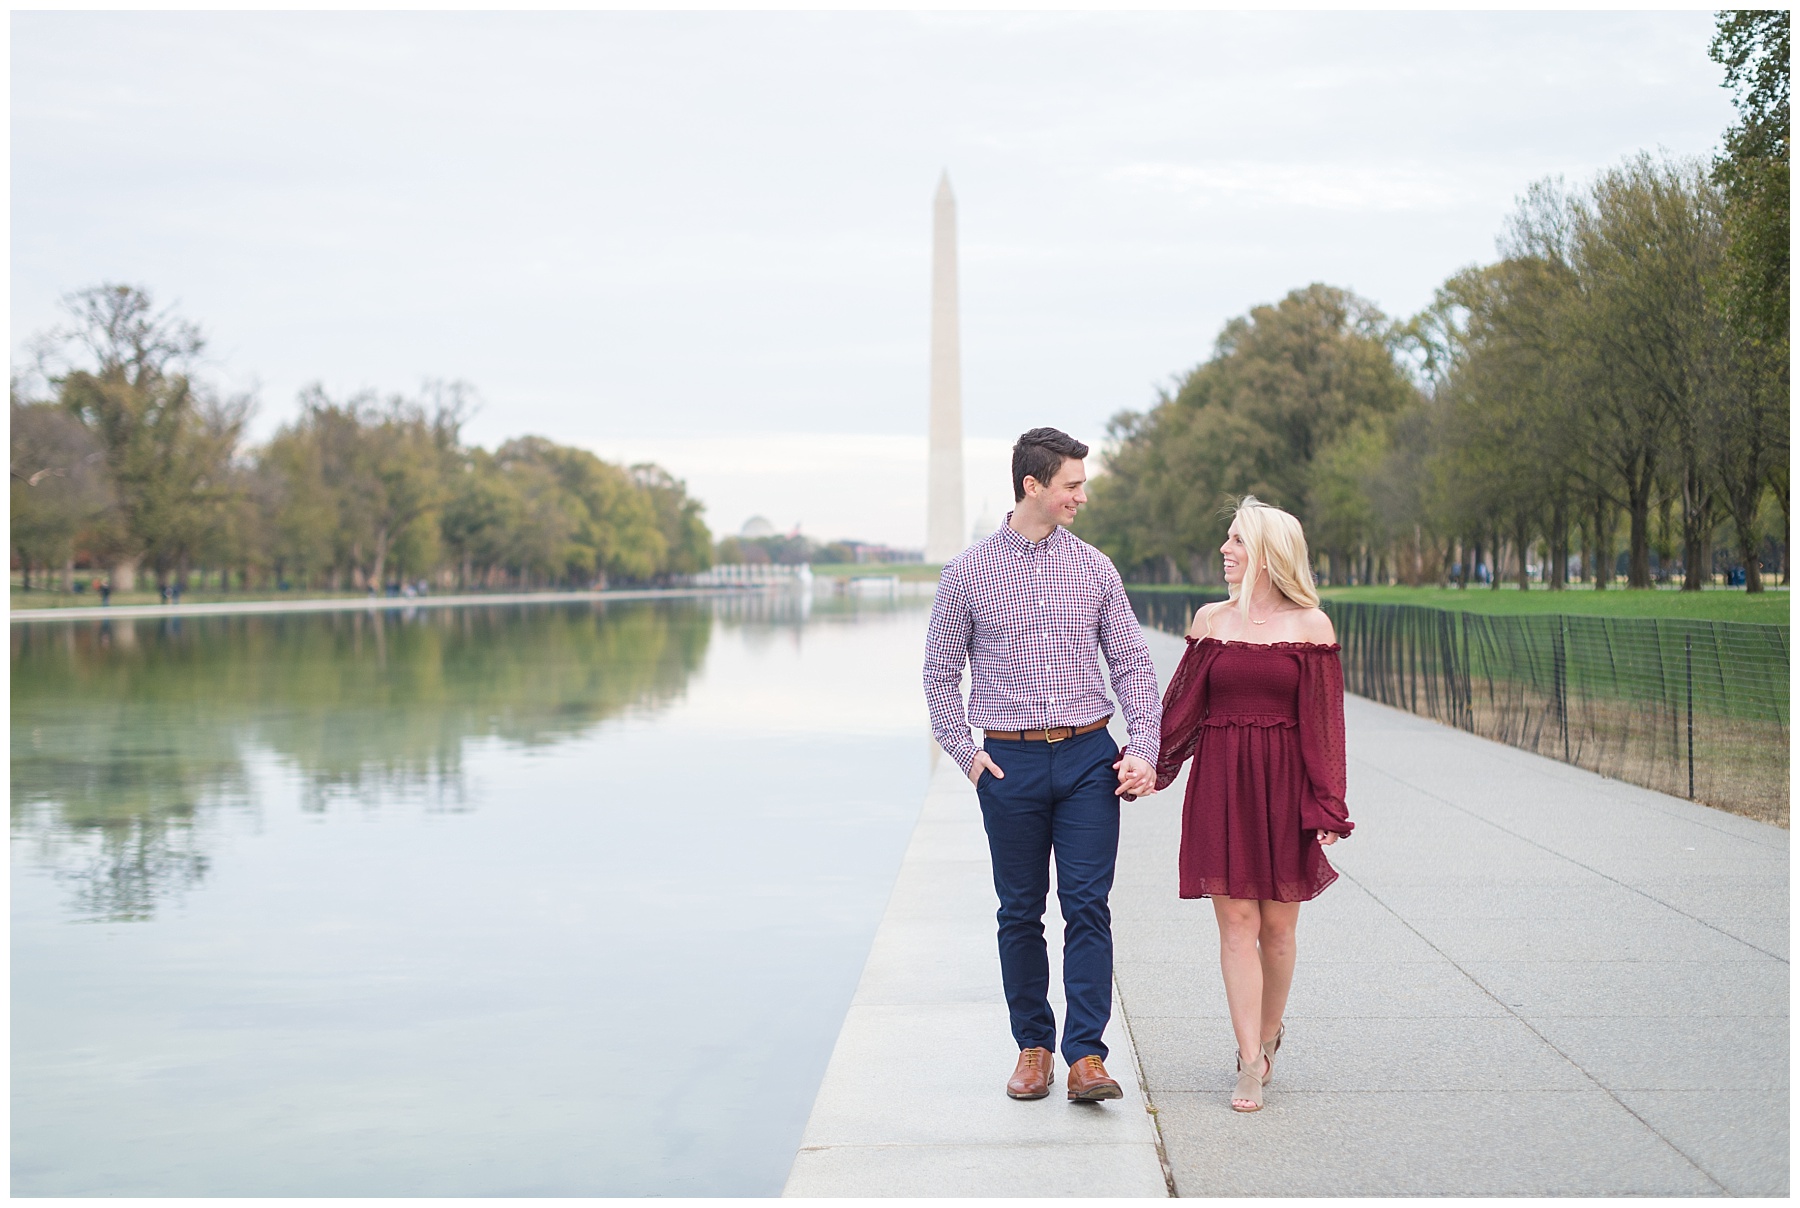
[938,735,978,777]
[1122,740,1158,767]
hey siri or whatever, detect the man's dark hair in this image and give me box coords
[1012,427,1089,502]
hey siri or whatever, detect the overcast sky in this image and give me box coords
[12,10,1738,549]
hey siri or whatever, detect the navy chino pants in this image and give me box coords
[973,725,1121,1064]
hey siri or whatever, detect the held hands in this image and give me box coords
[1317,831,1341,846]
[1113,753,1155,799]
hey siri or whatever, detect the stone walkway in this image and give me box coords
[1119,630,1788,1197]
[783,748,1167,1197]
[787,628,1788,1197]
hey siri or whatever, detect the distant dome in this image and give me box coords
[971,508,998,542]
[740,515,776,538]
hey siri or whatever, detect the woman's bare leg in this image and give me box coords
[1212,895,1267,1106]
[1257,900,1300,1045]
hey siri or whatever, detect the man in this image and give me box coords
[922,426,1161,1102]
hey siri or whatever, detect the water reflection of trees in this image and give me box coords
[10,601,711,920]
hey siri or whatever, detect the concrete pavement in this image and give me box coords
[782,746,1169,1198]
[786,627,1788,1197]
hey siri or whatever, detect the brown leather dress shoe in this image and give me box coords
[1007,1047,1054,1099]
[1066,1054,1123,1101]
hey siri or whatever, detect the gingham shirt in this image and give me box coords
[923,515,1162,776]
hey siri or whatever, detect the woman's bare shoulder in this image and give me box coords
[1295,606,1337,645]
[1188,599,1228,639]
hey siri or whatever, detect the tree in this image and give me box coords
[1081,284,1417,583]
[10,395,114,589]
[36,284,247,590]
[1494,160,1723,590]
[287,386,455,589]
[20,288,713,596]
[1709,10,1790,591]
[632,463,713,578]
[440,448,521,589]
[494,438,665,586]
[1711,10,1790,351]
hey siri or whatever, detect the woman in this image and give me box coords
[1154,496,1353,1113]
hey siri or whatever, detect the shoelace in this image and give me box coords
[1021,1050,1042,1069]
[1082,1056,1105,1075]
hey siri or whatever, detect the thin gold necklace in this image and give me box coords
[1247,598,1285,625]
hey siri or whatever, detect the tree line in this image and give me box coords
[1081,11,1788,593]
[11,285,712,594]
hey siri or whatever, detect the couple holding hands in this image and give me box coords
[923,427,1353,1115]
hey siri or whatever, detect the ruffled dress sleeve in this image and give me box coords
[1297,645,1354,836]
[1154,638,1220,792]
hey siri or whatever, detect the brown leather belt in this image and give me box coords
[984,716,1111,744]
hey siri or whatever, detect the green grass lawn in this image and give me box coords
[1125,580,1790,626]
[1317,583,1789,627]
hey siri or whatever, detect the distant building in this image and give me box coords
[740,516,776,538]
[971,502,998,543]
[926,173,966,563]
[841,542,924,565]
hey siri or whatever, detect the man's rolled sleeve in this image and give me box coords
[1096,564,1162,764]
[923,565,980,776]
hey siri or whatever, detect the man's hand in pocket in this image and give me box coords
[968,751,1004,787]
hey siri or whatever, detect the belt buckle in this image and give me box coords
[1045,726,1070,745]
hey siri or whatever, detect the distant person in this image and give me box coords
[923,426,1162,1104]
[159,584,170,605]
[1154,496,1353,1113]
[97,578,111,606]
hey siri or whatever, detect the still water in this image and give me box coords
[12,589,933,1196]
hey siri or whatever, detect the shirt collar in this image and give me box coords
[1000,510,1064,555]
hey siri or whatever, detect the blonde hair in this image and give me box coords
[1229,495,1319,619]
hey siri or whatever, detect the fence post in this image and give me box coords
[1685,632,1695,800]
[1555,616,1569,764]
[1459,612,1473,731]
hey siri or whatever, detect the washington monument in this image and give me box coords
[925,172,965,563]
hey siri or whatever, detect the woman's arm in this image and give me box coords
[1154,640,1218,792]
[1295,646,1354,837]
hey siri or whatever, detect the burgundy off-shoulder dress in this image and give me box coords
[1154,638,1354,902]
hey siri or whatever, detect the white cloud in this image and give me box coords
[1107,161,1470,214]
[10,10,1737,549]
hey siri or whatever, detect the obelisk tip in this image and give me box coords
[935,170,954,202]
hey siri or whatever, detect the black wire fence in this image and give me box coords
[1127,590,1789,826]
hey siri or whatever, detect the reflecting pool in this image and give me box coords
[12,589,933,1196]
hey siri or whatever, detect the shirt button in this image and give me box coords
[1048,698,1057,706]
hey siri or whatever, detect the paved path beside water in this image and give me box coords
[8,586,739,624]
[1117,629,1787,1197]
[785,627,1787,1197]
[783,746,1168,1198]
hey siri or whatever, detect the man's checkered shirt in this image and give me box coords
[923,516,1162,776]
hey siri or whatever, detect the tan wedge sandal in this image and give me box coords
[1232,1051,1270,1113]
[1261,1024,1285,1083]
